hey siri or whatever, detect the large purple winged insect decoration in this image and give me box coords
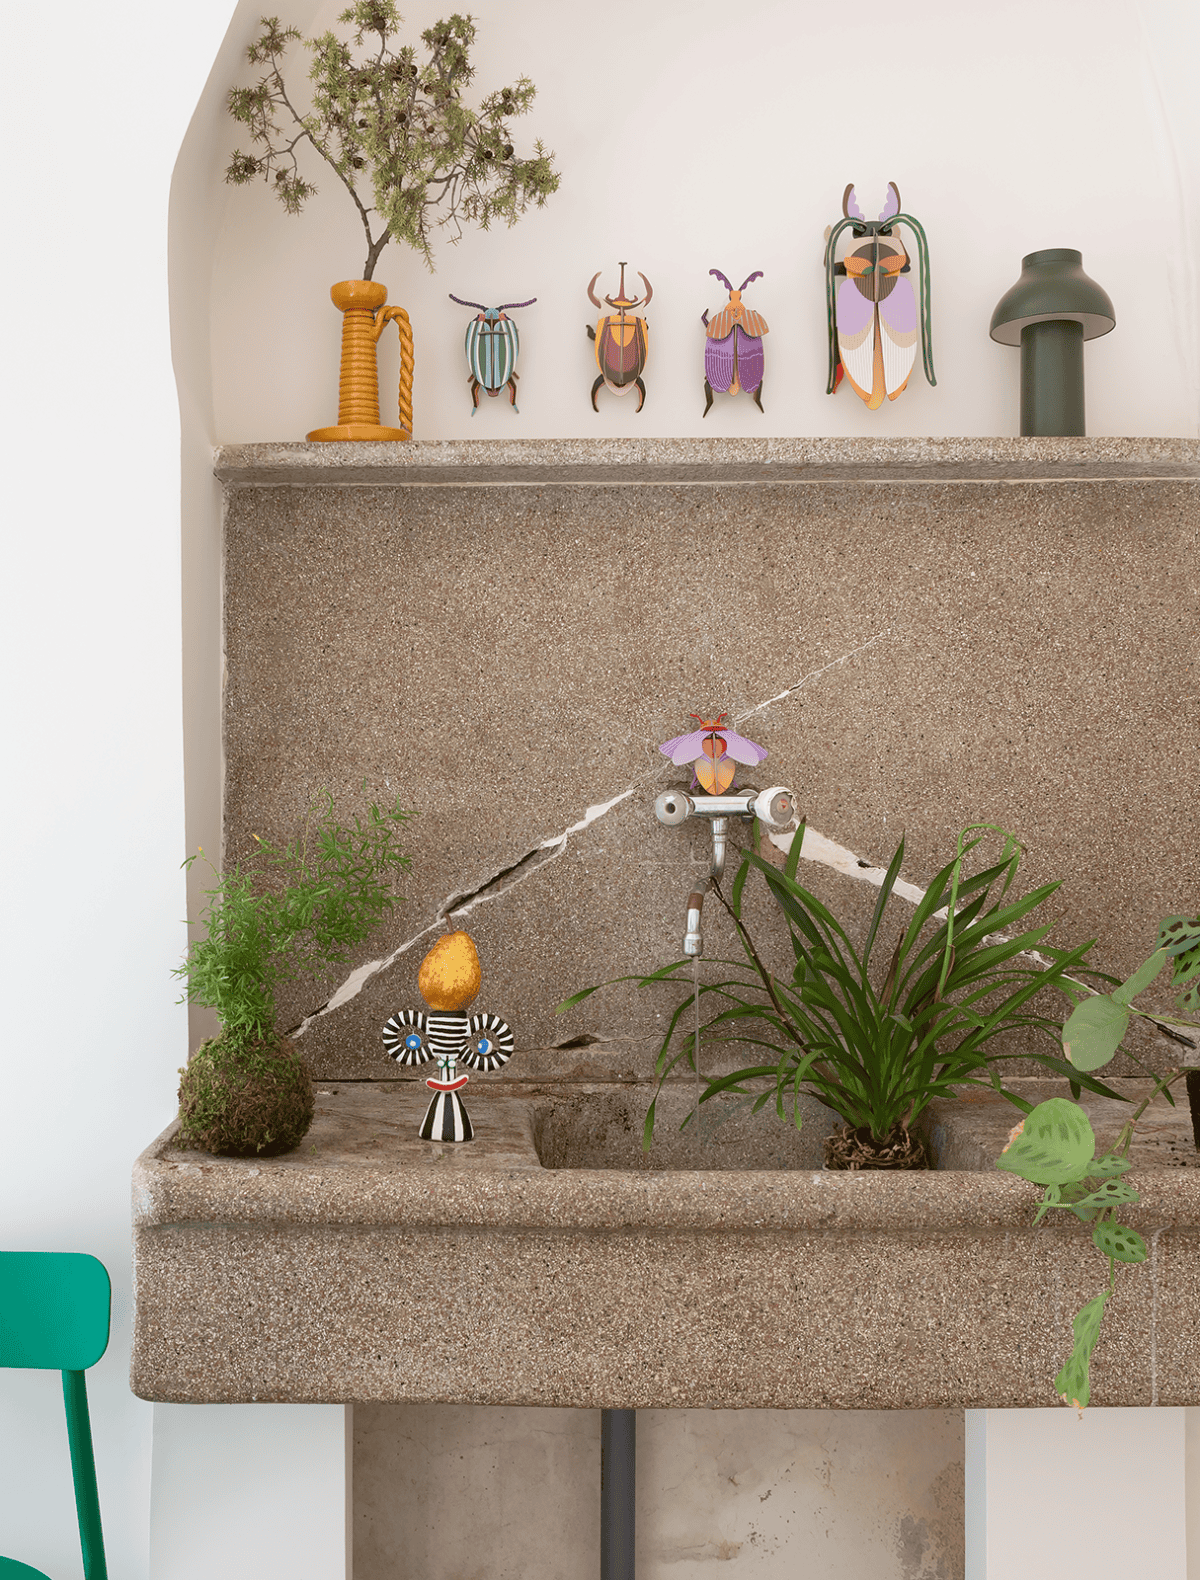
[448,293,536,414]
[587,261,652,411]
[659,712,767,795]
[381,930,514,1143]
[824,182,934,409]
[702,269,768,416]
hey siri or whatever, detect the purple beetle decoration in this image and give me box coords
[701,270,769,417]
[659,712,768,795]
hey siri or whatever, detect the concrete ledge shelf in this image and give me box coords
[131,1079,1200,1412]
[213,435,1200,488]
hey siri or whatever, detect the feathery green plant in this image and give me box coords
[177,791,413,1049]
[226,5,560,278]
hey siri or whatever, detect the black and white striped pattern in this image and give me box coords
[419,1088,474,1143]
[382,1007,430,1065]
[462,1012,515,1071]
[424,1010,473,1064]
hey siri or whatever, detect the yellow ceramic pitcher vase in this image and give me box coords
[307,279,414,442]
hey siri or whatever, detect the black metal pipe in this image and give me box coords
[601,1408,635,1580]
[1020,319,1085,436]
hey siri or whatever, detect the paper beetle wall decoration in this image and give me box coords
[586,261,652,411]
[659,712,768,795]
[702,269,768,416]
[448,293,537,413]
[382,930,514,1142]
[824,182,935,409]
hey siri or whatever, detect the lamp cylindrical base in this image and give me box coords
[1019,319,1085,436]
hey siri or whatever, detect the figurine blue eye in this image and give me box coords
[477,1037,492,1055]
[405,1033,422,1050]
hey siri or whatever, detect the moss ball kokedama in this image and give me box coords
[174,794,412,1157]
[177,1036,314,1157]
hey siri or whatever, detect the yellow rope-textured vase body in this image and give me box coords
[307,280,414,442]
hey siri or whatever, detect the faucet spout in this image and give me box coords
[683,890,705,957]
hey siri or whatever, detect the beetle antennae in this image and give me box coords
[709,268,734,292]
[496,298,537,311]
[587,272,604,309]
[637,271,653,307]
[737,270,764,292]
[842,183,864,221]
[448,293,488,310]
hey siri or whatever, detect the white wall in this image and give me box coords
[210,0,1200,443]
[0,1,237,1574]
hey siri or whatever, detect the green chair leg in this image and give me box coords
[62,1370,107,1580]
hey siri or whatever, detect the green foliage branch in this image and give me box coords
[226,5,560,278]
[562,823,1119,1155]
[176,791,413,1051]
[996,912,1200,1409]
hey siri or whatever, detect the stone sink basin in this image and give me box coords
[131,1078,1200,1411]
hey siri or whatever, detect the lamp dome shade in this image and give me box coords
[989,249,1115,345]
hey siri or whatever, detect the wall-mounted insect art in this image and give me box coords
[381,930,514,1142]
[824,182,935,410]
[448,293,537,414]
[586,261,652,411]
[701,269,769,417]
[659,712,768,795]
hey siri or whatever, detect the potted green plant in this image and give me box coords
[996,912,1200,1407]
[225,4,561,438]
[563,824,1120,1167]
[174,792,412,1156]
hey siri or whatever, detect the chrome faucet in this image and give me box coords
[654,786,796,956]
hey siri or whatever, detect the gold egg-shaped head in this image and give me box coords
[418,930,482,1011]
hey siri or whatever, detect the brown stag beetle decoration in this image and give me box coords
[586,261,652,411]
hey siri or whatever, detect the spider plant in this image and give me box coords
[688,825,1122,1154]
[562,824,1121,1158]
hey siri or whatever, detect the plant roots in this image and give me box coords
[823,1122,930,1171]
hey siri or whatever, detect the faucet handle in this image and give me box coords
[752,786,796,828]
[654,789,695,826]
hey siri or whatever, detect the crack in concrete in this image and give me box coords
[290,787,635,1037]
[288,634,899,1039]
[734,629,892,724]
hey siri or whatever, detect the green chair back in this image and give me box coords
[0,1253,111,1580]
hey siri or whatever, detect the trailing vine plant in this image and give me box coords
[996,914,1200,1408]
[226,4,561,278]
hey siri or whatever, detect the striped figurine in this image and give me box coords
[382,930,514,1142]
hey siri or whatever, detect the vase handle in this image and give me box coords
[375,306,414,437]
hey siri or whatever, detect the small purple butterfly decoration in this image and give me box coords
[659,712,767,794]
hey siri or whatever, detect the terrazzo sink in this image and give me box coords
[131,1077,1200,1411]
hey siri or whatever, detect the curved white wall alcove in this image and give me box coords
[2,1,1199,1577]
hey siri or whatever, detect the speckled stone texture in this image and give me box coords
[131,1080,1200,1409]
[215,435,1200,484]
[218,440,1199,1081]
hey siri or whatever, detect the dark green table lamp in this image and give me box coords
[989,249,1115,435]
